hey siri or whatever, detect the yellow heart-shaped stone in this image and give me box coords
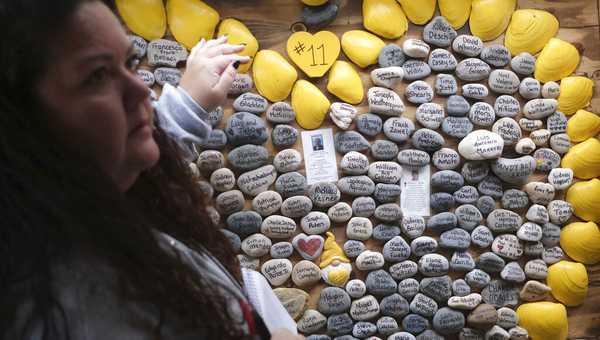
[341,30,386,68]
[558,76,594,115]
[287,31,341,78]
[293,80,331,130]
[166,0,220,50]
[363,0,408,39]
[396,0,436,25]
[253,50,298,102]
[327,61,364,105]
[217,18,259,73]
[116,0,166,41]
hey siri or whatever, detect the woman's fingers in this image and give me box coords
[213,62,237,93]
[189,38,206,59]
[213,55,251,74]
[205,43,246,57]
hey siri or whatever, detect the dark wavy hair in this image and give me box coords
[0,0,245,338]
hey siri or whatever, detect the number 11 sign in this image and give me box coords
[286,31,341,78]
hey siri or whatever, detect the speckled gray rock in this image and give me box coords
[490,156,536,184]
[440,228,472,249]
[276,172,308,198]
[456,58,491,81]
[420,275,453,303]
[446,95,471,116]
[453,279,472,297]
[365,270,397,296]
[465,269,491,290]
[481,45,510,67]
[327,313,354,336]
[397,149,430,168]
[423,16,457,47]
[334,131,370,154]
[432,170,464,193]
[453,35,483,57]
[280,195,312,218]
[352,196,377,217]
[427,212,458,232]
[402,314,430,335]
[402,60,432,81]
[433,307,465,335]
[228,144,269,171]
[384,117,415,143]
[271,124,298,147]
[233,92,268,114]
[477,252,506,273]
[433,148,460,171]
[442,117,474,138]
[374,183,402,203]
[428,49,457,72]
[225,112,268,146]
[410,293,438,317]
[462,161,490,184]
[398,278,420,300]
[379,44,406,68]
[471,225,494,248]
[201,129,228,150]
[215,190,245,215]
[318,287,351,315]
[435,74,458,96]
[430,193,456,212]
[267,102,296,124]
[411,236,439,257]
[383,236,411,262]
[344,240,366,258]
[371,140,399,161]
[355,113,383,137]
[500,261,526,283]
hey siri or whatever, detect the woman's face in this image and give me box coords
[37,1,160,192]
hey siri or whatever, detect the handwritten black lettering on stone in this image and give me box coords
[402,60,432,81]
[494,95,521,118]
[147,39,188,67]
[511,52,536,75]
[423,16,457,47]
[276,173,308,199]
[462,84,489,100]
[379,44,406,68]
[228,144,269,170]
[435,74,458,96]
[481,44,511,67]
[490,156,536,184]
[428,48,457,72]
[384,117,415,143]
[266,102,296,124]
[453,35,483,57]
[492,117,522,146]
[154,67,182,86]
[456,58,490,81]
[489,69,520,94]
[136,69,155,87]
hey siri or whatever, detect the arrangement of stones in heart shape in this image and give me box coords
[117,0,600,339]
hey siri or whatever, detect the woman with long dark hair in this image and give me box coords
[0,0,302,339]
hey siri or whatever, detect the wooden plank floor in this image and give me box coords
[160,0,600,338]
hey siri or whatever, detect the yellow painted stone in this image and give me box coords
[166,0,220,50]
[504,9,559,56]
[286,31,340,78]
[253,50,298,102]
[302,0,328,5]
[363,0,408,39]
[547,261,589,307]
[561,222,600,265]
[293,80,331,130]
[470,0,516,41]
[217,19,259,73]
[341,30,386,68]
[116,0,166,41]
[566,179,600,223]
[566,109,600,143]
[439,0,472,29]
[396,0,436,25]
[535,38,580,83]
[327,61,364,105]
[516,302,568,340]
[558,76,594,115]
[561,137,600,180]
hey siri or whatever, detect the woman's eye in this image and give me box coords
[85,67,109,86]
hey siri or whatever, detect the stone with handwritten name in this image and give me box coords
[411,236,439,257]
[403,60,432,81]
[481,44,511,67]
[477,196,496,217]
[378,317,400,336]
[352,196,376,217]
[338,176,376,197]
[432,148,460,171]
[458,130,504,160]
[410,293,439,318]
[525,181,555,205]
[550,133,571,154]
[154,67,182,86]
[356,113,383,137]
[210,168,236,192]
[492,234,523,260]
[428,48,457,72]
[226,210,262,238]
[384,117,415,143]
[432,170,465,193]
[272,124,299,147]
[356,250,385,271]
[308,182,341,208]
[366,269,397,296]
[318,287,351,315]
[448,293,481,311]
[523,98,557,119]
[491,96,518,120]
[441,117,473,139]
[371,67,404,89]
[547,112,568,135]
[454,186,479,204]
[421,275,453,304]
[519,77,541,99]
[147,39,188,67]
[419,254,450,277]
[446,95,470,117]
[380,293,410,318]
[353,321,377,338]
[462,84,489,100]
[379,43,406,67]
[368,87,405,116]
[327,313,354,336]
[542,246,564,264]
[429,193,456,214]
[300,211,331,235]
[456,204,483,230]
[397,149,430,168]
[519,280,551,302]
[515,138,536,155]
[237,165,277,196]
[487,209,522,233]
[201,129,227,150]
[372,183,400,203]
[435,74,458,96]
[525,204,549,224]
[412,128,445,153]
[453,35,483,57]
[541,222,561,247]
[225,112,268,146]
[501,189,529,210]
[238,255,259,272]
[215,190,244,215]
[534,148,561,172]
[350,295,380,321]
[371,140,399,161]
[542,81,561,99]
[272,149,301,173]
[279,196,311,220]
[415,103,444,130]
[206,106,224,128]
[402,314,429,335]
[297,309,327,334]
[260,214,296,238]
[456,58,491,81]
[482,280,519,308]
[548,168,574,192]
[372,223,401,241]
[340,151,369,175]
[228,73,254,95]
[488,69,520,94]
[242,233,272,258]
[136,69,155,87]
[500,261,526,283]
[460,161,488,185]
[368,162,402,185]
[490,156,536,184]
[491,118,521,146]
[422,16,457,47]
[511,52,536,75]
[440,227,472,250]
[531,129,551,147]
[465,269,491,290]
[406,81,434,104]
[525,259,548,280]
[270,241,294,259]
[451,250,476,272]
[266,102,296,124]
[325,202,352,224]
[343,239,366,258]
[477,252,506,274]
[346,217,374,241]
[276,172,307,199]
[399,215,424,240]
[433,307,465,335]
[197,150,224,173]
[469,102,495,127]
[478,174,503,198]
[334,131,371,154]
[471,225,494,249]
[227,145,267,171]
[381,236,411,263]
[389,261,418,281]
[128,34,147,59]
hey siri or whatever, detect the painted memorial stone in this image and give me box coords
[403,39,431,59]
[401,215,426,239]
[368,87,405,116]
[368,162,402,184]
[201,129,228,150]
[301,1,339,30]
[356,113,383,137]
[442,117,473,138]
[451,251,476,272]
[373,224,401,241]
[297,309,327,334]
[455,204,483,230]
[492,118,521,146]
[273,149,302,173]
[515,138,536,155]
[501,189,529,210]
[448,294,482,310]
[271,124,299,147]
[423,16,457,47]
[327,202,353,223]
[215,190,245,215]
[338,176,376,196]
[406,81,434,104]
[533,148,561,172]
[471,225,494,248]
[231,92,267,114]
[416,103,445,130]
[237,165,277,196]
[225,112,268,146]
[261,215,297,239]
[227,211,262,238]
[350,295,380,321]
[318,287,351,315]
[491,234,523,260]
[402,314,429,335]
[458,130,504,160]
[346,217,374,241]
[410,293,439,318]
[292,233,325,260]
[465,269,491,290]
[548,168,573,191]
[128,35,147,58]
[402,60,432,81]
[549,133,571,154]
[519,118,543,132]
[547,200,572,225]
[197,150,225,173]
[481,44,511,67]
[374,203,402,222]
[427,212,458,232]
[452,35,483,57]
[432,170,464,193]
[541,222,561,247]
[546,111,568,135]
[147,39,188,67]
[419,254,450,277]
[271,242,294,259]
[136,69,155,87]
[356,250,385,271]
[487,209,522,233]
[229,73,253,95]
[420,275,453,303]
[384,117,415,143]
[511,52,536,75]
[440,228,471,249]
[519,77,541,100]
[469,102,496,127]
[281,196,312,219]
[500,261,526,283]
[154,67,182,86]
[481,280,519,308]
[462,84,489,100]
[397,149,430,167]
[525,204,549,224]
[488,69,520,94]
[301,211,331,234]
[461,161,489,184]
[371,67,404,89]
[389,261,418,280]
[432,148,460,171]
[365,269,397,296]
[373,183,402,203]
[477,175,503,201]
[433,307,465,335]
[456,58,491,81]
[379,44,406,67]
[267,102,296,124]
[490,156,536,184]
[523,99,557,120]
[276,173,308,199]
[334,131,370,154]
[382,236,411,263]
[542,246,564,264]
[371,140,399,161]
[327,313,353,336]
[398,278,420,300]
[346,279,367,299]
[352,196,377,217]
[412,128,444,152]
[524,259,548,279]
[494,95,520,118]
[435,74,458,96]
[343,239,366,258]
[308,182,341,208]
[242,233,272,258]
[340,151,369,175]
[377,317,399,336]
[524,181,555,205]
[238,255,260,271]
[411,236,439,257]
[210,168,236,192]
[446,95,470,117]
[428,48,457,72]
[477,196,496,217]
[353,322,377,338]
